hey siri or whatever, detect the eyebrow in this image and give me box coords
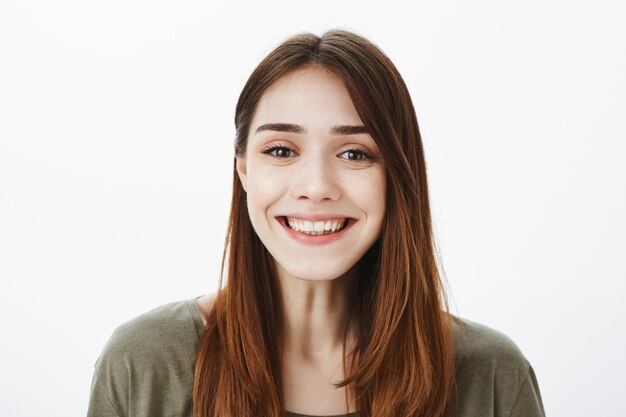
[254,123,369,135]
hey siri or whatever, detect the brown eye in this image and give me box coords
[339,148,373,162]
[261,145,295,158]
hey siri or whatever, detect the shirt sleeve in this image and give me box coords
[507,365,546,417]
[86,369,123,417]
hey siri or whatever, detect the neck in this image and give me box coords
[277,263,359,362]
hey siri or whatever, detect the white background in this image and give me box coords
[1,1,624,416]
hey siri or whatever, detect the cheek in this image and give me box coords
[349,169,386,213]
[372,178,387,221]
[245,167,282,218]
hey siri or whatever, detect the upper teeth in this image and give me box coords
[286,217,347,234]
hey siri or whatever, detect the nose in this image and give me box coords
[290,154,342,202]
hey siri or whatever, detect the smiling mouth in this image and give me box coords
[277,216,351,235]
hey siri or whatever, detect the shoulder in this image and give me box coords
[98,298,203,364]
[88,298,205,414]
[111,298,203,349]
[93,299,204,398]
[88,298,206,416]
[451,315,529,370]
[450,315,545,417]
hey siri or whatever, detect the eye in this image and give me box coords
[261,145,296,158]
[339,147,374,162]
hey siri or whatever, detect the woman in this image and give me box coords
[87,29,545,417]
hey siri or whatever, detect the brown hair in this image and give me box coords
[193,29,455,417]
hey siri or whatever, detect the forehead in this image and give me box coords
[250,66,364,133]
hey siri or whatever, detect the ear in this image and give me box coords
[235,155,248,192]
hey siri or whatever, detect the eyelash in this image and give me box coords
[261,144,375,162]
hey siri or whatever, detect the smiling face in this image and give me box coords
[236,65,386,282]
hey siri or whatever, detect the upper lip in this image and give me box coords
[277,214,354,222]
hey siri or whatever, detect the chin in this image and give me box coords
[296,271,347,281]
[276,260,356,282]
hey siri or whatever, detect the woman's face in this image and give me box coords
[236,66,386,282]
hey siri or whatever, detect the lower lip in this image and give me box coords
[276,217,356,246]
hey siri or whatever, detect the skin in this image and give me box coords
[198,66,386,414]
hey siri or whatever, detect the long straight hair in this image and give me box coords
[193,29,455,417]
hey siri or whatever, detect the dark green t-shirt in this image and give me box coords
[86,297,545,417]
